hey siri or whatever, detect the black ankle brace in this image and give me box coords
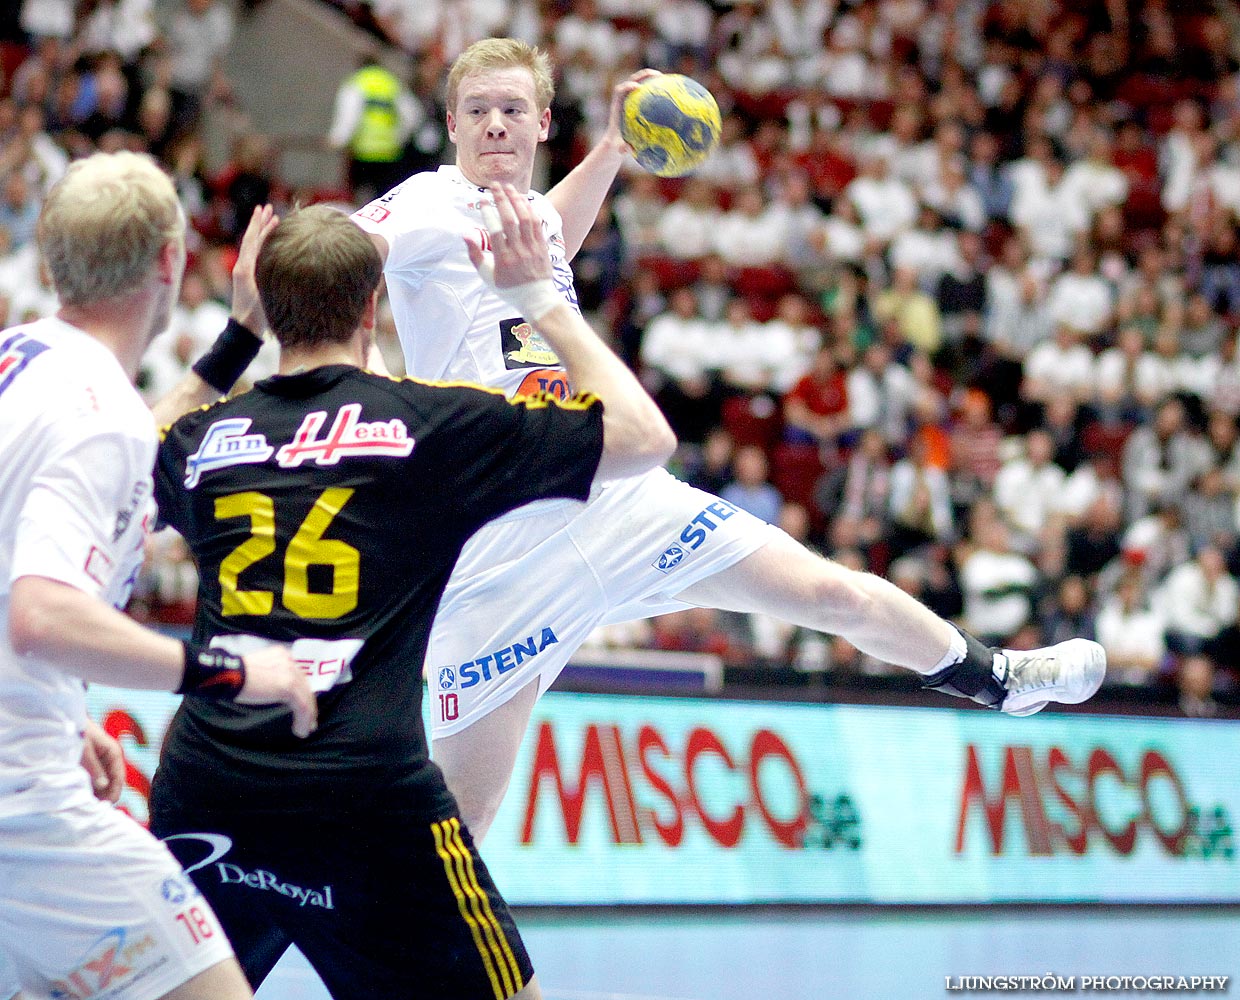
[922,628,1007,709]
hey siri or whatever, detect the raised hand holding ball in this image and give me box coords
[620,74,722,178]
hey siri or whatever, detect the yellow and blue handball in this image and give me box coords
[620,74,722,177]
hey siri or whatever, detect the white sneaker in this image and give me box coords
[996,639,1107,717]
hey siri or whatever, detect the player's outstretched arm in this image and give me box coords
[8,575,317,737]
[547,69,660,260]
[150,205,281,428]
[469,183,675,480]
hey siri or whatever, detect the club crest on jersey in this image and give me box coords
[184,418,274,488]
[500,318,561,369]
[277,403,415,467]
[0,331,49,398]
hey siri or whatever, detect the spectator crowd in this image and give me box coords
[5,0,1240,715]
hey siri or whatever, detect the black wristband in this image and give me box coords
[179,641,247,699]
[191,318,263,394]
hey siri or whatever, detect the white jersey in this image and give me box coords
[353,167,778,738]
[0,317,155,819]
[353,165,580,399]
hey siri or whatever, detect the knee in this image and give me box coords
[812,565,880,633]
[458,793,502,844]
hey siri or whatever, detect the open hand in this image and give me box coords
[237,644,318,738]
[80,718,125,803]
[230,204,280,334]
[604,69,662,155]
[466,183,554,289]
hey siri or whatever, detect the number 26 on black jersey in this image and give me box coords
[214,487,359,620]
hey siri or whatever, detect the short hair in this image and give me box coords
[256,205,382,352]
[446,38,554,112]
[36,151,182,306]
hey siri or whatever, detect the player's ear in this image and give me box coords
[362,289,379,331]
[446,109,457,143]
[156,237,183,287]
[537,106,551,142]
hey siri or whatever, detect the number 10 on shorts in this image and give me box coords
[439,693,459,721]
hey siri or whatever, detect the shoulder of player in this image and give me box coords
[156,389,250,445]
[363,370,599,412]
[13,331,154,444]
[528,187,564,229]
[360,369,510,406]
[367,170,463,216]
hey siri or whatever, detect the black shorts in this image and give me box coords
[149,788,533,1000]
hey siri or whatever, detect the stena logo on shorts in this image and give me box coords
[653,500,742,573]
[653,543,686,573]
[439,627,559,691]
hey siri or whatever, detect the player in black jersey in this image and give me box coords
[148,186,674,999]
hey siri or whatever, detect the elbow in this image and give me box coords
[635,406,676,471]
[647,414,677,467]
[7,581,57,659]
[598,412,677,480]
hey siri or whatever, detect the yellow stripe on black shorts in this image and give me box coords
[432,817,525,999]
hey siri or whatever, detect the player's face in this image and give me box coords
[448,67,550,191]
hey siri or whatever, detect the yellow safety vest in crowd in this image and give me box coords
[351,65,402,163]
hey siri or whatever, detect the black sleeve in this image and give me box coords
[417,386,605,525]
[153,418,195,535]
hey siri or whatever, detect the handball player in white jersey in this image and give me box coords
[353,38,1107,844]
[0,152,315,1000]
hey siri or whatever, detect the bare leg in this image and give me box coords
[675,530,956,673]
[433,677,541,844]
[513,974,543,999]
[160,958,253,1000]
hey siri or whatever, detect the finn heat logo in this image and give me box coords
[277,404,415,467]
[183,418,273,488]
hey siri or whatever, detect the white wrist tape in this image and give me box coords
[499,279,563,323]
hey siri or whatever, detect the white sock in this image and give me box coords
[927,627,968,674]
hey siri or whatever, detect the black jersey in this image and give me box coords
[153,365,603,817]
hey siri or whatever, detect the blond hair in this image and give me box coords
[36,151,182,306]
[446,38,555,112]
[256,205,382,351]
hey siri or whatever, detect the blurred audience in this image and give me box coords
[9,0,1240,713]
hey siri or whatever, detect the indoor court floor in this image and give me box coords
[256,906,1236,999]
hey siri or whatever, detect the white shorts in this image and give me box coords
[0,798,234,1000]
[428,467,775,736]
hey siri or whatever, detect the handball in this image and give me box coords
[620,74,722,178]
